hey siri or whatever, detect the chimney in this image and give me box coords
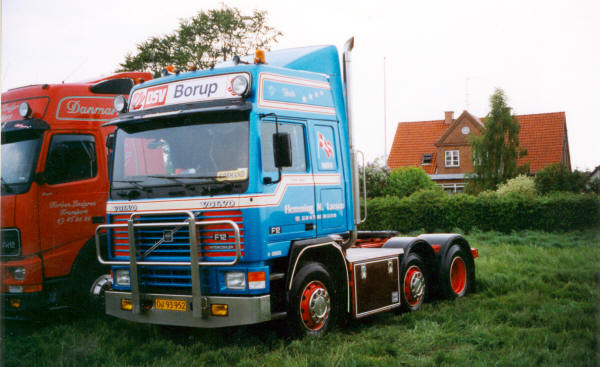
[444,111,454,125]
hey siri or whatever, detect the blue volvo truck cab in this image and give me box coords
[95,39,477,335]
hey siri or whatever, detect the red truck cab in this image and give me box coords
[1,72,151,315]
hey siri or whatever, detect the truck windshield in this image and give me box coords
[111,116,249,199]
[1,130,44,195]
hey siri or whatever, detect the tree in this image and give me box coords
[534,164,589,194]
[468,88,528,193]
[118,5,282,76]
[359,157,390,198]
[384,167,438,198]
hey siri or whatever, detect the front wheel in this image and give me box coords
[400,253,429,312]
[288,262,337,337]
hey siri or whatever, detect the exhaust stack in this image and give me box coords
[342,37,363,247]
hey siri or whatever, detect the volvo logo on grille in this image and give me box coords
[162,230,175,243]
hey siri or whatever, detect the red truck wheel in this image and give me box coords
[288,262,336,336]
[400,253,428,312]
[442,245,474,298]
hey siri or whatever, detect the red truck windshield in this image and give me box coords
[1,131,43,195]
[111,118,249,199]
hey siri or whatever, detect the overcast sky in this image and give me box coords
[2,0,599,170]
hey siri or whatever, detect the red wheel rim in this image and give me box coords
[299,280,330,331]
[403,265,425,307]
[450,256,467,294]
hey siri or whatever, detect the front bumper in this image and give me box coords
[2,291,46,317]
[106,290,271,328]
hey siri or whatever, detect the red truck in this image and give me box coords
[1,72,151,316]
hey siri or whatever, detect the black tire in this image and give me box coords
[69,238,110,311]
[399,253,429,312]
[287,262,337,337]
[440,245,474,298]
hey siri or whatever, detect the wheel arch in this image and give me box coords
[382,237,437,274]
[417,233,474,266]
[286,237,349,314]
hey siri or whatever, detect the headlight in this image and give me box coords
[1,228,21,256]
[12,267,26,281]
[115,269,131,286]
[230,76,249,96]
[225,272,246,290]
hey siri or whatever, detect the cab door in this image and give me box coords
[260,119,316,248]
[308,121,347,235]
[37,130,107,278]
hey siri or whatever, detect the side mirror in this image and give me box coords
[106,133,115,150]
[273,132,292,168]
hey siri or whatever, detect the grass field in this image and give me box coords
[2,230,598,367]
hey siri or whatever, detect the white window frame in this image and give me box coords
[439,183,464,194]
[445,150,460,167]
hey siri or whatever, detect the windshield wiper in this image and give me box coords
[147,175,221,181]
[112,179,151,191]
[147,175,224,190]
[1,177,15,194]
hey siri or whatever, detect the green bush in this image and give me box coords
[534,164,589,194]
[360,192,599,233]
[360,158,390,198]
[384,167,437,198]
[496,174,537,197]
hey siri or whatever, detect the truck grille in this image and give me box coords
[110,210,244,261]
[109,210,243,291]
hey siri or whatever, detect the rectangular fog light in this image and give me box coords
[211,304,228,316]
[9,298,21,308]
[121,298,133,311]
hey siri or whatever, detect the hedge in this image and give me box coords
[360,191,600,233]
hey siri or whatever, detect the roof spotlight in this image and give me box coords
[18,102,32,118]
[113,95,127,113]
[231,75,249,96]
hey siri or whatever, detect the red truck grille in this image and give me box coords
[109,210,244,261]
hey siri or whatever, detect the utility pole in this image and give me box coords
[383,57,388,159]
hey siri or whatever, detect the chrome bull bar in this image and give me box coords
[94,210,241,318]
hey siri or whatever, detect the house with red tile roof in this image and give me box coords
[387,111,571,193]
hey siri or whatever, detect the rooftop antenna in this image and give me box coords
[465,76,471,111]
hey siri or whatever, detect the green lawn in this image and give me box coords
[2,230,598,367]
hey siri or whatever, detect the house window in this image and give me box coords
[439,183,464,194]
[445,150,459,167]
[421,153,433,165]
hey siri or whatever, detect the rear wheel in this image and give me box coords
[441,245,474,298]
[288,262,336,337]
[400,253,428,311]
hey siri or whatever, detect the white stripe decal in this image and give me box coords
[107,173,341,213]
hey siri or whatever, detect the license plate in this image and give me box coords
[155,298,187,311]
